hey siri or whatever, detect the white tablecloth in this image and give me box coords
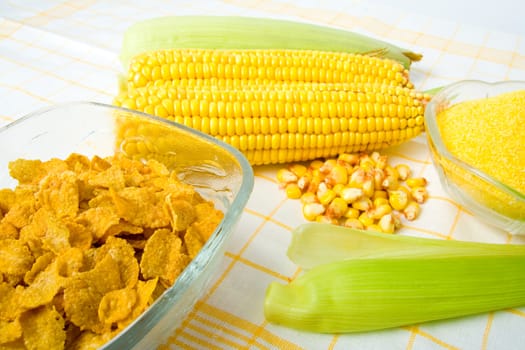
[1,1,525,349]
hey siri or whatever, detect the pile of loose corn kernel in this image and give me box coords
[277,152,428,233]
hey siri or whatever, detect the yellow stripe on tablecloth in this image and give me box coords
[446,206,463,240]
[171,331,226,350]
[0,55,113,98]
[191,313,255,344]
[407,326,462,350]
[513,55,525,71]
[478,47,516,66]
[0,114,15,123]
[6,0,97,27]
[179,325,245,349]
[0,18,22,39]
[225,252,295,282]
[165,301,304,350]
[506,309,525,318]
[400,224,452,240]
[481,313,495,350]
[6,35,116,71]
[0,82,53,104]
[414,34,452,52]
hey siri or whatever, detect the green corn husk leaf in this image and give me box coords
[264,254,525,333]
[264,223,525,333]
[288,223,525,269]
[119,15,422,70]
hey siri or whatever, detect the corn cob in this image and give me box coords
[148,81,421,94]
[127,49,412,90]
[115,84,427,122]
[114,81,428,165]
[120,16,422,70]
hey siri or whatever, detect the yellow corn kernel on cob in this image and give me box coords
[120,16,422,71]
[115,84,427,124]
[127,49,412,90]
[148,80,427,97]
[114,82,427,166]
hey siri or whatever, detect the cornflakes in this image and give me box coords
[8,159,45,185]
[64,153,91,174]
[88,165,126,191]
[67,330,115,350]
[0,240,34,277]
[36,171,79,218]
[3,197,36,229]
[0,283,22,320]
[38,210,72,254]
[18,211,47,258]
[85,189,113,209]
[0,220,18,240]
[21,261,63,309]
[103,221,143,240]
[24,252,55,284]
[164,178,204,204]
[0,318,22,344]
[89,156,111,172]
[95,236,138,288]
[140,228,191,287]
[165,197,196,232]
[191,202,225,241]
[184,227,205,259]
[117,278,158,329]
[0,153,224,349]
[111,187,170,228]
[54,248,84,278]
[64,254,122,334]
[0,188,15,212]
[19,305,66,350]
[63,221,92,251]
[76,207,120,240]
[98,287,137,325]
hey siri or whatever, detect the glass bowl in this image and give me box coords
[424,80,525,235]
[0,101,254,349]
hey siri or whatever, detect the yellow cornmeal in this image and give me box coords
[437,90,525,195]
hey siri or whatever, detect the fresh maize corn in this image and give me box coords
[119,16,422,71]
[118,83,426,120]
[148,80,426,95]
[122,82,427,109]
[378,213,397,233]
[277,151,429,233]
[114,77,429,165]
[326,197,349,218]
[395,164,411,180]
[404,201,421,221]
[285,183,303,200]
[388,189,409,211]
[344,218,364,229]
[126,48,413,90]
[358,211,374,227]
[118,15,425,166]
[344,208,361,220]
[303,202,326,221]
[406,177,428,188]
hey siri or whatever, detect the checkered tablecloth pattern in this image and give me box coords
[2,1,525,349]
